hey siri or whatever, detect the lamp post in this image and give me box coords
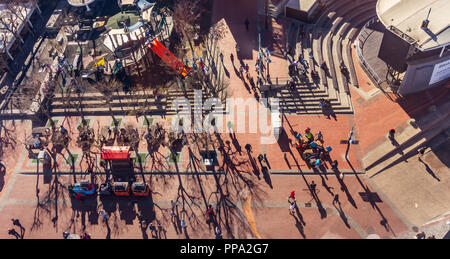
[345,128,354,160]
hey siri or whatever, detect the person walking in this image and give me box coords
[207,204,216,224]
[199,58,205,70]
[81,233,91,239]
[245,144,252,153]
[388,129,396,139]
[415,232,426,239]
[170,200,177,215]
[215,226,223,239]
[417,146,427,158]
[245,18,250,31]
[320,61,328,70]
[288,190,296,203]
[315,158,321,170]
[149,223,157,237]
[295,131,303,141]
[11,219,22,228]
[305,128,314,143]
[316,131,324,144]
[8,229,20,239]
[236,44,240,55]
[99,210,108,221]
[180,216,187,230]
[310,181,317,194]
[239,65,244,78]
[60,125,67,134]
[227,121,235,137]
[219,52,224,63]
[332,194,340,205]
[230,53,234,64]
[0,158,5,171]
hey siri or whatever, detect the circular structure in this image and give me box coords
[67,0,96,11]
[355,0,450,94]
[105,11,141,30]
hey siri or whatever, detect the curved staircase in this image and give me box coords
[273,0,378,114]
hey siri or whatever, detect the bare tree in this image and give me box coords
[94,79,123,127]
[3,0,37,38]
[0,5,25,46]
[210,19,228,41]
[0,120,17,158]
[172,0,204,56]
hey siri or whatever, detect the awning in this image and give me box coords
[101,146,131,160]
[136,0,155,11]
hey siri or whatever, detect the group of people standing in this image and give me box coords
[294,128,337,172]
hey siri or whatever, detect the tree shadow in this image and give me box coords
[212,132,267,238]
[347,158,396,236]
[224,66,230,78]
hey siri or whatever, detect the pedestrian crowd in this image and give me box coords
[293,128,338,172]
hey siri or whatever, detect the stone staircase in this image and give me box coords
[267,0,286,18]
[49,88,223,116]
[269,0,378,115]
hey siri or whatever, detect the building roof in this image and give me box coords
[67,0,96,6]
[286,0,317,12]
[377,0,450,51]
[136,0,155,11]
[0,2,35,53]
[119,0,135,6]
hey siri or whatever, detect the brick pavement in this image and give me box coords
[0,0,448,239]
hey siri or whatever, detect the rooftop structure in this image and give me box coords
[283,0,321,22]
[67,0,96,11]
[376,0,450,51]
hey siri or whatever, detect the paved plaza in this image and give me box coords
[0,0,449,240]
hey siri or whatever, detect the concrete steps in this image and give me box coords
[49,88,223,116]
[264,0,376,115]
[363,102,450,176]
[333,2,378,92]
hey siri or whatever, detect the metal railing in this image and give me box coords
[355,18,384,85]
